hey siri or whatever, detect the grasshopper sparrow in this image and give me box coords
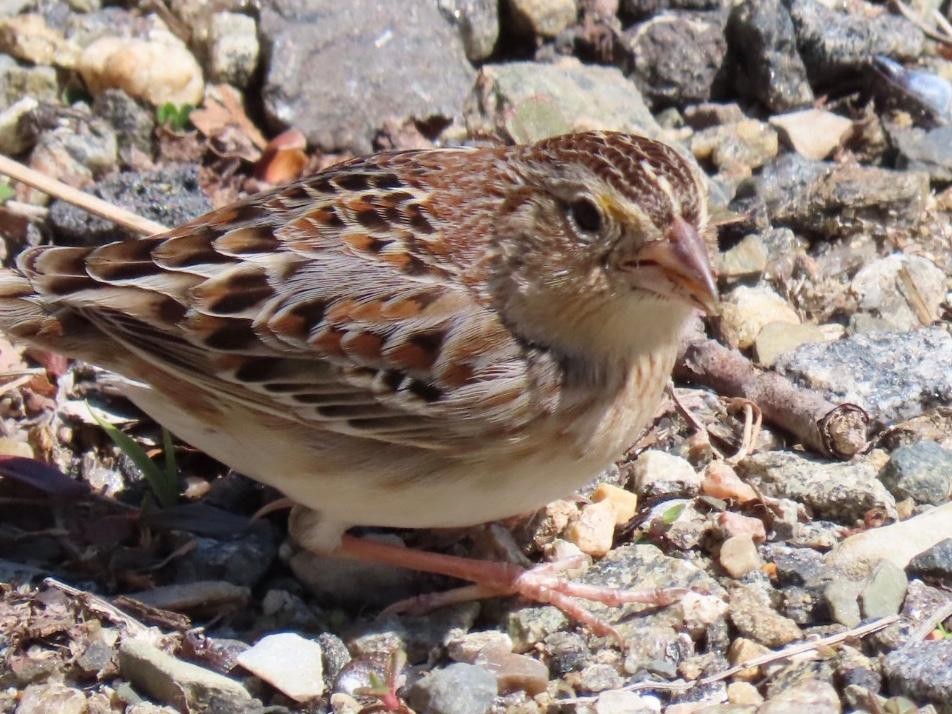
[0,131,718,634]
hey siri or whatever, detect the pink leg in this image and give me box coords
[335,535,687,641]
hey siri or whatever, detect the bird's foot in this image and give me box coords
[335,534,687,642]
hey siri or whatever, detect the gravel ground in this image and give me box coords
[0,1,951,713]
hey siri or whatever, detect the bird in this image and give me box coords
[0,131,718,635]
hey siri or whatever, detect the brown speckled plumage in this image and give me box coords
[0,131,717,551]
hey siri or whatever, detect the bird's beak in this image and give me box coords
[628,217,720,315]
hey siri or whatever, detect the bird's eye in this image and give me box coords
[569,197,602,234]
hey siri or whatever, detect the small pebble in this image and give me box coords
[859,560,908,619]
[447,631,513,664]
[718,233,768,278]
[632,449,701,498]
[702,461,757,504]
[755,321,829,367]
[908,538,952,584]
[720,534,762,578]
[78,35,204,106]
[595,689,662,714]
[728,680,764,705]
[564,499,616,557]
[769,108,853,160]
[717,511,767,542]
[823,578,863,628]
[507,0,577,38]
[592,482,638,525]
[880,440,952,506]
[729,637,771,682]
[729,584,803,647]
[474,644,549,696]
[407,663,497,714]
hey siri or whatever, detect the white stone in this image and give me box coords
[719,285,800,350]
[236,633,324,702]
[595,690,661,714]
[770,108,853,160]
[631,449,700,497]
[827,501,952,575]
[850,253,946,331]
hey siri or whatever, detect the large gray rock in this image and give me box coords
[883,641,952,714]
[727,0,813,112]
[738,451,896,525]
[775,327,952,426]
[464,58,660,143]
[788,0,924,85]
[623,10,728,106]
[737,153,929,239]
[49,165,211,244]
[260,0,475,153]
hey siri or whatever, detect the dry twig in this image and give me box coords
[43,577,150,637]
[890,0,952,44]
[675,338,869,459]
[908,599,952,642]
[558,614,899,704]
[0,154,168,236]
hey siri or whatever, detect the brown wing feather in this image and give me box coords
[3,147,550,451]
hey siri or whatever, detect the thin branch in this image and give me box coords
[694,614,899,686]
[556,614,899,705]
[935,9,952,39]
[675,338,869,460]
[43,577,150,637]
[0,154,168,236]
[890,0,952,44]
[908,598,952,642]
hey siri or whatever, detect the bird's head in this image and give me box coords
[487,131,719,362]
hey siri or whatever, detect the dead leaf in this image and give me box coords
[0,455,90,500]
[190,84,267,163]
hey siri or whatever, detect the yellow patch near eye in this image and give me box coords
[597,193,654,238]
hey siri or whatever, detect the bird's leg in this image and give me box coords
[286,507,686,640]
[334,534,688,641]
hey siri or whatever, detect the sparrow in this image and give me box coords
[0,131,718,635]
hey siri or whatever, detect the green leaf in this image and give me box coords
[660,502,685,525]
[89,404,178,508]
[0,182,14,203]
[156,102,176,125]
[156,102,193,132]
[161,427,177,491]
